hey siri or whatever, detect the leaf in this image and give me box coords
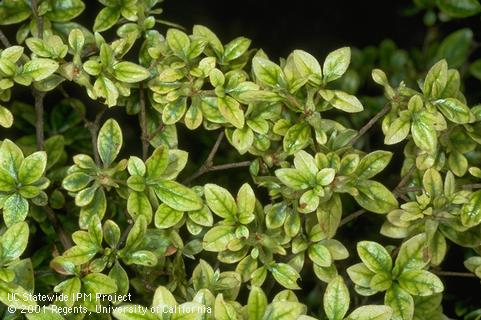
[393,233,429,277]
[292,49,322,78]
[283,121,311,154]
[275,168,313,190]
[68,28,85,53]
[18,151,46,185]
[324,276,350,320]
[354,180,398,214]
[0,280,36,310]
[263,301,304,320]
[236,183,255,224]
[384,285,414,320]
[247,286,267,320]
[0,0,31,25]
[214,294,238,320]
[223,37,251,61]
[319,89,363,113]
[218,96,244,129]
[398,270,443,296]
[3,193,28,227]
[293,150,318,177]
[204,183,237,220]
[113,62,150,83]
[422,168,443,199]
[97,119,123,166]
[436,28,473,68]
[437,0,481,17]
[271,263,301,289]
[231,126,254,154]
[46,0,86,22]
[145,146,169,179]
[0,139,23,179]
[153,180,203,211]
[434,98,471,124]
[193,25,224,56]
[83,272,117,295]
[127,191,153,222]
[94,76,119,107]
[162,98,187,125]
[166,29,191,58]
[22,59,59,81]
[152,285,177,310]
[1,222,29,263]
[423,60,448,99]
[461,190,481,228]
[154,203,184,229]
[346,305,393,320]
[356,151,392,180]
[347,263,376,288]
[0,106,13,128]
[252,56,286,88]
[94,6,120,32]
[188,205,213,227]
[203,225,236,251]
[357,241,393,273]
[411,114,437,153]
[309,243,332,267]
[323,47,351,82]
[0,167,15,192]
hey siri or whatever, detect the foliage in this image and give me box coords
[0,0,479,319]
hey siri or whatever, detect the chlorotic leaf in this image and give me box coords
[97,119,123,166]
[323,276,350,320]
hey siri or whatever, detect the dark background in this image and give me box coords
[162,0,424,59]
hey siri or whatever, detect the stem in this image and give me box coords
[43,206,72,250]
[461,183,481,190]
[31,0,44,38]
[86,108,106,166]
[31,0,46,151]
[139,84,149,160]
[393,165,416,197]
[210,161,251,172]
[433,271,476,278]
[400,181,481,194]
[0,28,11,47]
[34,90,45,150]
[348,104,391,146]
[340,208,366,227]
[118,222,134,249]
[183,131,227,184]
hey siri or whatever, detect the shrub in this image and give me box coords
[0,0,480,319]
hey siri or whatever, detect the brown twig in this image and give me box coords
[43,206,72,250]
[433,271,476,278]
[340,208,366,227]
[139,84,149,160]
[210,161,251,172]
[183,131,228,184]
[348,104,391,146]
